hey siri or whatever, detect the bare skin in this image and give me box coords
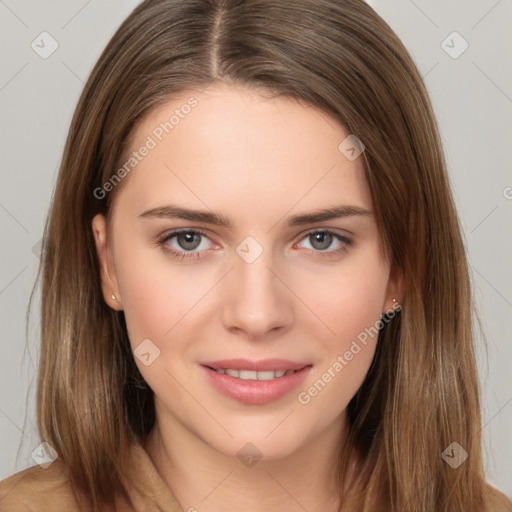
[92,82,403,512]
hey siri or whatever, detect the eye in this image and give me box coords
[156,228,352,261]
[157,229,214,260]
[295,230,352,257]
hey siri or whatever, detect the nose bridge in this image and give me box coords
[221,238,293,337]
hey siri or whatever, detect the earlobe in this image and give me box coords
[92,214,122,310]
[383,264,405,315]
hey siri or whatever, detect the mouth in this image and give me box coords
[200,359,313,405]
[204,367,301,380]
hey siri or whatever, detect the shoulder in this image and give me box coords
[0,460,82,512]
[484,483,512,512]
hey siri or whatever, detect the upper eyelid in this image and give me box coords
[294,227,352,241]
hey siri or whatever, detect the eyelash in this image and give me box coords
[156,228,352,261]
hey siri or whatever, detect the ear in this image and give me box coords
[382,263,405,315]
[92,214,122,311]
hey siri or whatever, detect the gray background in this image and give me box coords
[1,0,511,499]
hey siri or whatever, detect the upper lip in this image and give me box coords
[201,358,311,372]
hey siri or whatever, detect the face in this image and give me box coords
[93,82,402,461]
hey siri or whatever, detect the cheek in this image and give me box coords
[113,241,187,348]
[295,246,389,349]
[115,255,201,393]
[114,243,218,377]
[295,252,388,414]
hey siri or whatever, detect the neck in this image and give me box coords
[144,405,361,512]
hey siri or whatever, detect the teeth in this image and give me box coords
[256,371,276,380]
[239,370,257,380]
[213,368,298,380]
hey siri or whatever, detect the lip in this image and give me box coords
[200,359,313,405]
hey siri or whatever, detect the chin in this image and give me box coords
[202,419,313,462]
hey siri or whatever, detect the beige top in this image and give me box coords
[1,441,511,511]
[0,442,180,512]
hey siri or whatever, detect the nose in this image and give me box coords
[221,247,294,341]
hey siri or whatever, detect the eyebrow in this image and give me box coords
[138,204,373,228]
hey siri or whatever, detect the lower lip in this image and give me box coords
[201,365,312,405]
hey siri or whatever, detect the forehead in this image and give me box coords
[112,83,373,223]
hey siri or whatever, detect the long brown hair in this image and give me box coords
[32,0,491,509]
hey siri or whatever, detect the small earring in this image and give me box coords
[111,293,117,301]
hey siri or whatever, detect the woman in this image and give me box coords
[1,0,510,511]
